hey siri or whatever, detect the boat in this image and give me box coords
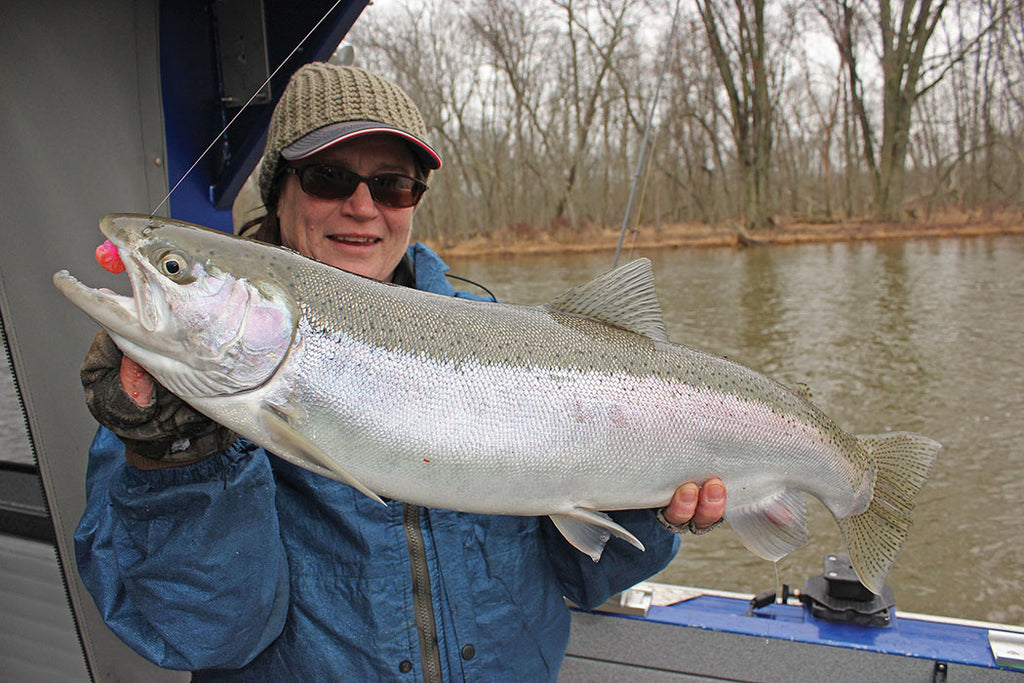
[564,564,1024,680]
[1,1,1021,679]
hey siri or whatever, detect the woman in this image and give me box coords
[76,62,725,681]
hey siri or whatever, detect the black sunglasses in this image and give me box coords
[283,164,428,209]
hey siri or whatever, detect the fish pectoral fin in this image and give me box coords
[257,404,385,505]
[727,488,809,562]
[549,508,646,562]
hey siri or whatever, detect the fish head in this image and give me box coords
[54,213,298,399]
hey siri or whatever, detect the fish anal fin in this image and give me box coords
[550,507,646,561]
[728,488,809,562]
[258,404,385,505]
[837,432,941,594]
[543,259,669,342]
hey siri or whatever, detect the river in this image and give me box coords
[447,235,1024,626]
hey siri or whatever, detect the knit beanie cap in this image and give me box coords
[258,62,441,203]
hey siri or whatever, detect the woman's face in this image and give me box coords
[275,134,419,281]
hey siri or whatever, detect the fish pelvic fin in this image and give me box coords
[837,432,941,595]
[543,258,669,342]
[550,508,646,561]
[257,404,386,505]
[727,488,810,561]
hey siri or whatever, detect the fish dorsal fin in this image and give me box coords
[544,258,668,342]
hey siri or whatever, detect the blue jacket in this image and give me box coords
[75,243,680,681]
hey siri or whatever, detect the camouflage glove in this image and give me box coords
[655,509,724,536]
[80,330,237,468]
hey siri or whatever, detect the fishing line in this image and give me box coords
[622,135,661,264]
[771,560,782,639]
[445,274,498,302]
[149,0,347,218]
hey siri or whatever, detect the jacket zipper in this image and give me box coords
[404,503,443,682]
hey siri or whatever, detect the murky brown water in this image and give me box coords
[448,235,1024,626]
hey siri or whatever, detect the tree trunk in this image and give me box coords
[824,0,950,222]
[696,0,774,231]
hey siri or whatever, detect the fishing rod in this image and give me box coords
[149,0,347,218]
[612,0,683,268]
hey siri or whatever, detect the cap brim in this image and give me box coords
[282,121,442,170]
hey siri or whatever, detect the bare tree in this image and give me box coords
[654,13,734,226]
[803,62,844,218]
[549,0,640,226]
[816,0,1004,221]
[466,0,565,227]
[694,0,783,231]
[347,0,1021,243]
[875,0,951,220]
[944,0,1024,213]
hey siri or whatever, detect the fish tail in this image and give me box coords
[836,432,941,594]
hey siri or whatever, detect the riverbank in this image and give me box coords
[432,210,1024,260]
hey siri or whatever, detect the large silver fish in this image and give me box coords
[54,214,940,594]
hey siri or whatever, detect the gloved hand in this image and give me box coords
[80,330,237,468]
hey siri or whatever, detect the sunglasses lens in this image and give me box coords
[299,166,359,200]
[292,165,427,208]
[370,174,426,208]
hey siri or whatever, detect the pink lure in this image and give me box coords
[95,239,125,273]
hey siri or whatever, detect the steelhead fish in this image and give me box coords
[54,214,940,594]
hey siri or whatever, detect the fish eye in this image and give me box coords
[157,251,192,281]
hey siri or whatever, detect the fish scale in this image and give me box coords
[53,213,941,595]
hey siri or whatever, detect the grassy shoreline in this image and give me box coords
[430,211,1024,260]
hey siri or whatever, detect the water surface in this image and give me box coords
[449,236,1024,625]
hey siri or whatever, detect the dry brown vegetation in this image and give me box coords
[431,210,1024,260]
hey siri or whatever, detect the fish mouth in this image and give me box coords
[53,215,171,350]
[52,270,144,334]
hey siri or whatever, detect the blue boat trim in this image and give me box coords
[578,582,1024,671]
